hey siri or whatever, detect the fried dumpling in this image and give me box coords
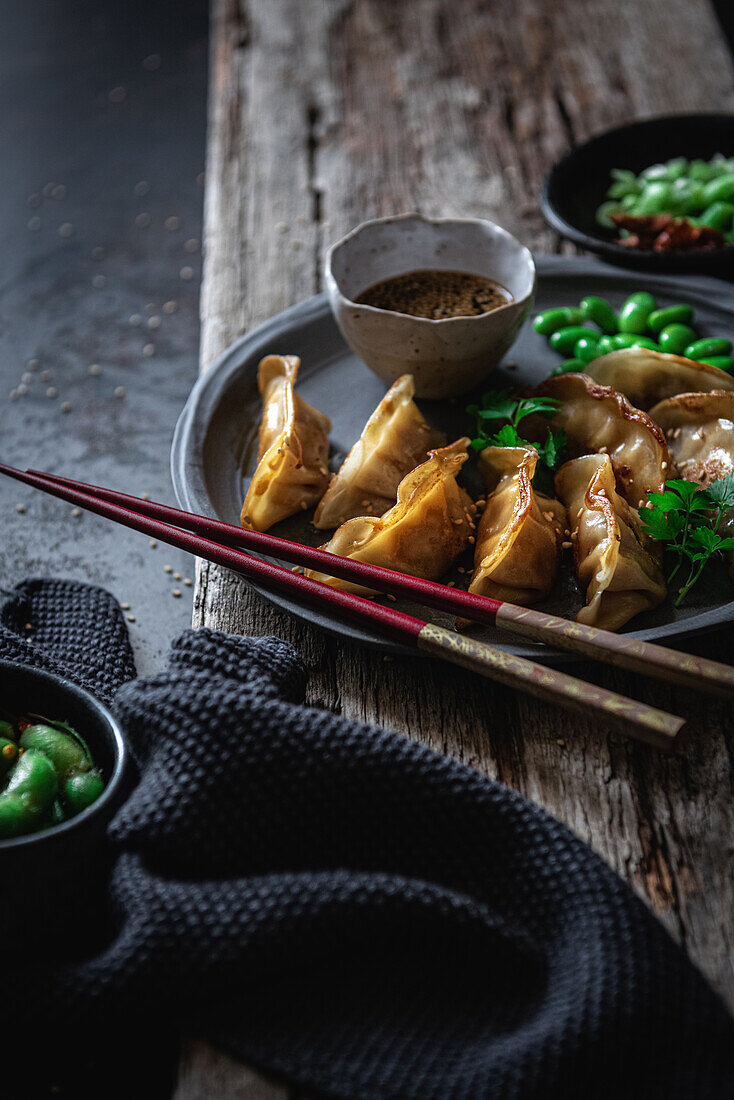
[648,390,734,488]
[313,374,445,529]
[305,439,474,594]
[556,454,666,631]
[468,446,566,604]
[584,348,734,410]
[240,355,331,531]
[535,373,671,508]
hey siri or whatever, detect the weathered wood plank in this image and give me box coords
[184,0,734,1093]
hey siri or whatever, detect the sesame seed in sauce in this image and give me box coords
[184,238,199,253]
[27,217,41,231]
[114,386,125,398]
[180,266,194,280]
[58,223,73,238]
[143,343,155,357]
[163,300,177,314]
[135,213,151,229]
[89,363,101,375]
[147,316,160,330]
[61,402,71,413]
[46,387,57,398]
[165,216,181,231]
[92,275,106,289]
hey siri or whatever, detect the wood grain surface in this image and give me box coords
[177,0,734,1093]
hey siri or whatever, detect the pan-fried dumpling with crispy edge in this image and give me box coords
[556,453,666,631]
[535,373,671,508]
[313,374,445,529]
[467,446,566,604]
[648,390,734,488]
[240,355,332,531]
[584,348,734,410]
[305,439,474,594]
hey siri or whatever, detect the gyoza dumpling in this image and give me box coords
[305,439,474,594]
[585,348,734,410]
[313,374,445,529]
[241,355,331,531]
[535,373,671,508]
[468,446,567,604]
[556,454,666,631]
[648,390,734,488]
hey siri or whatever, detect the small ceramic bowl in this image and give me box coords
[0,661,131,943]
[325,213,536,399]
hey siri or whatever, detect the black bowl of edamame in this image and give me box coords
[542,113,734,273]
[0,660,131,942]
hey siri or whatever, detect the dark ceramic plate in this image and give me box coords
[171,255,734,660]
[542,114,734,273]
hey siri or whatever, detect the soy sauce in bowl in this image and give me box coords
[355,269,513,320]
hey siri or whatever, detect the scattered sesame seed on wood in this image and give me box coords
[126,614,136,622]
[183,578,192,586]
[172,589,182,598]
[173,572,181,580]
[121,602,130,610]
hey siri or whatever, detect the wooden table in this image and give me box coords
[176,1,734,1093]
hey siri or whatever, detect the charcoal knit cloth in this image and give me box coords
[1,578,733,1099]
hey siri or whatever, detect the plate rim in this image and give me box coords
[172,254,734,662]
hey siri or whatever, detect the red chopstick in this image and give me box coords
[19,465,734,702]
[0,461,688,748]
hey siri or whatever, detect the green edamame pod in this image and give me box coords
[618,292,656,335]
[684,338,733,361]
[549,326,593,354]
[0,720,15,740]
[532,307,584,336]
[647,305,694,333]
[612,333,659,351]
[596,335,617,356]
[665,157,688,181]
[574,336,600,364]
[63,771,104,816]
[595,201,625,228]
[688,159,718,182]
[635,182,673,215]
[580,296,618,333]
[640,164,670,182]
[551,359,585,375]
[700,356,734,372]
[0,738,19,777]
[20,724,90,783]
[0,749,58,839]
[702,175,734,205]
[51,800,66,826]
[699,202,734,232]
[658,324,698,355]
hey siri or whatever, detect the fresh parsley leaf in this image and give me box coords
[705,471,734,511]
[466,391,564,472]
[539,428,566,471]
[488,423,522,448]
[640,473,734,605]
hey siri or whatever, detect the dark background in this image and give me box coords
[0,0,209,677]
[0,0,209,1094]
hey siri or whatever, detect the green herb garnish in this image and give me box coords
[466,391,566,472]
[639,473,734,605]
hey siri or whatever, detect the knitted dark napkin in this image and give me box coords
[1,579,733,1099]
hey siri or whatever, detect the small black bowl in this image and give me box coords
[0,661,131,944]
[542,113,734,274]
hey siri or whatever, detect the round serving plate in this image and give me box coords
[542,113,734,274]
[171,255,734,661]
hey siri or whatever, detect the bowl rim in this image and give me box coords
[541,111,734,264]
[324,211,536,324]
[0,659,128,850]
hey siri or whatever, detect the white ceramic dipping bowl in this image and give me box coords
[325,213,536,399]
